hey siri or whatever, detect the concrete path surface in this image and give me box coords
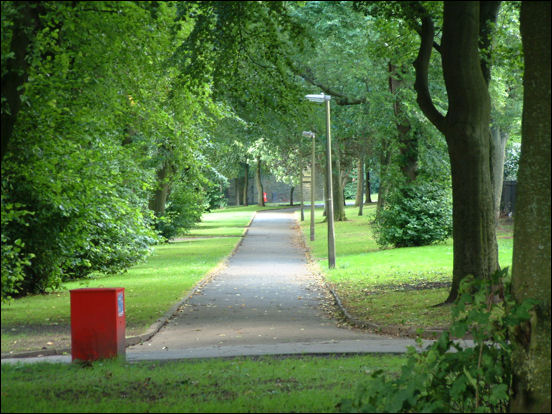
[3,208,457,365]
[123,209,438,360]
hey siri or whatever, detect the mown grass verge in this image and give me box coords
[1,354,404,413]
[1,204,280,355]
[297,204,514,333]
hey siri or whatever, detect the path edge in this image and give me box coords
[292,212,445,341]
[1,211,258,360]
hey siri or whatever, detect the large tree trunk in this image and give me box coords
[510,3,551,412]
[234,178,242,206]
[413,2,500,303]
[376,139,391,217]
[234,179,240,206]
[242,163,249,206]
[354,156,364,207]
[1,2,43,165]
[255,157,265,207]
[289,186,294,206]
[365,166,372,204]
[149,161,173,217]
[358,157,364,216]
[389,63,418,183]
[332,149,347,221]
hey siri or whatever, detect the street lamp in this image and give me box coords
[305,93,336,268]
[302,130,316,242]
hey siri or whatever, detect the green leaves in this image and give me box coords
[373,181,452,248]
[339,268,536,412]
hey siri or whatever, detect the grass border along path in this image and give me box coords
[297,203,514,338]
[1,204,287,357]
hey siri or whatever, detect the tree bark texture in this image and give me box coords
[376,138,391,217]
[332,150,347,221]
[1,2,43,164]
[413,2,499,303]
[148,161,174,217]
[242,163,249,206]
[255,157,264,207]
[510,2,551,412]
[358,156,364,216]
[365,166,372,204]
[388,63,418,183]
[354,156,364,207]
[234,178,241,206]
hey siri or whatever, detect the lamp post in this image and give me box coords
[305,93,336,268]
[302,130,316,242]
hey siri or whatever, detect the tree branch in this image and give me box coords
[413,15,446,134]
[479,1,501,85]
[294,67,367,106]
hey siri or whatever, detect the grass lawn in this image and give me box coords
[297,203,514,331]
[1,354,404,413]
[1,205,273,355]
[187,203,292,237]
[1,201,407,413]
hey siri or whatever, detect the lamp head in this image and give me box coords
[305,93,331,103]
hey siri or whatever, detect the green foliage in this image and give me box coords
[504,142,521,181]
[156,180,207,240]
[339,268,538,413]
[374,182,452,248]
[203,170,229,211]
[0,199,35,302]
[1,2,166,299]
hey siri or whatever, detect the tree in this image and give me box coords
[1,2,220,298]
[510,2,551,411]
[408,1,501,303]
[1,1,43,165]
[489,2,523,222]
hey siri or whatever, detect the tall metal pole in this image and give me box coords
[325,99,336,268]
[310,133,315,241]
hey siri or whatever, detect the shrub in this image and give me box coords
[1,198,35,303]
[338,268,537,413]
[155,180,207,240]
[204,172,228,211]
[374,182,452,247]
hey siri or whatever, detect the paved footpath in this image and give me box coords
[3,209,449,365]
[123,209,437,361]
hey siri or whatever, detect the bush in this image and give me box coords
[1,198,35,303]
[374,182,452,247]
[1,172,159,298]
[339,268,537,413]
[155,180,207,240]
[204,173,228,211]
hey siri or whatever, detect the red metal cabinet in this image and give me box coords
[70,288,125,361]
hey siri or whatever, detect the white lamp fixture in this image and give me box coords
[305,93,331,103]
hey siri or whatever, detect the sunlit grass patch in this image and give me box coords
[1,206,264,355]
[298,204,514,331]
